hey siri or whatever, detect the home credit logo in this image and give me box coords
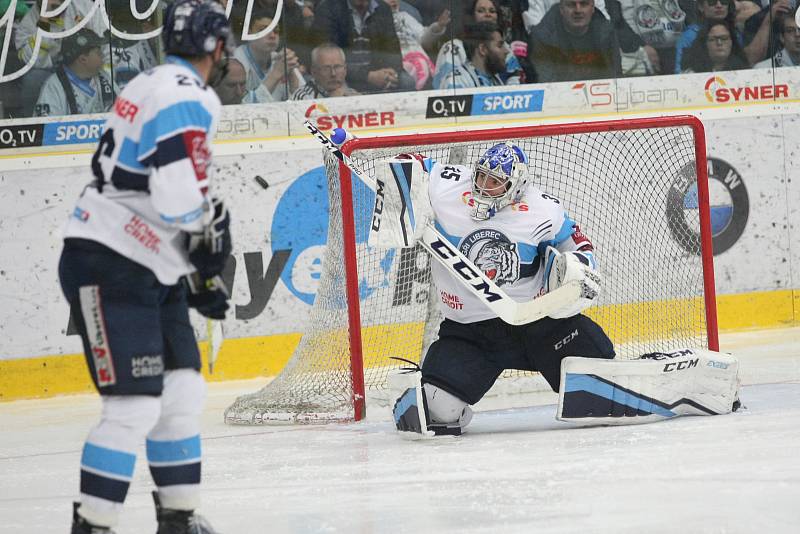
[304,103,395,131]
[704,76,788,104]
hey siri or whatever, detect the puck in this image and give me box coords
[254,176,269,190]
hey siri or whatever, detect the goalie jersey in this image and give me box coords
[62,57,221,285]
[428,162,595,323]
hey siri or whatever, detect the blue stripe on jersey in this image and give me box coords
[554,217,576,244]
[80,470,131,503]
[433,220,461,247]
[111,167,149,191]
[537,217,576,254]
[81,442,136,478]
[138,100,212,162]
[146,435,201,463]
[149,462,201,487]
[160,206,204,225]
[117,137,147,172]
[517,242,538,263]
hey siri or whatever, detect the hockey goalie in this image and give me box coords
[373,142,740,438]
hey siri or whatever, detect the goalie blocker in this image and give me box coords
[558,348,740,424]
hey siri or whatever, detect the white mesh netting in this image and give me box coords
[225,123,711,425]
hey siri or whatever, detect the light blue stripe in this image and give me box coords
[392,388,418,424]
[433,220,461,247]
[118,137,147,171]
[564,374,676,418]
[554,216,576,244]
[538,217,577,251]
[517,242,537,263]
[391,162,415,230]
[139,101,212,159]
[146,435,201,463]
[81,443,136,478]
[160,206,204,225]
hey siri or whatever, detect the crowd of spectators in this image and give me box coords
[0,0,797,118]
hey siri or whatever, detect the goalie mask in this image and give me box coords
[470,142,529,220]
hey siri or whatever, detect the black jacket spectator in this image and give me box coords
[529,4,622,83]
[311,0,409,93]
[682,19,749,72]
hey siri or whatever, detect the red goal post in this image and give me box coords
[224,115,717,425]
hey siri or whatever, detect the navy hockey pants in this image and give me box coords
[421,315,615,405]
[58,238,201,396]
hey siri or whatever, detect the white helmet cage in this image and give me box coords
[470,141,530,220]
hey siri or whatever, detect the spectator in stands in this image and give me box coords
[682,19,749,71]
[233,10,307,102]
[33,28,114,117]
[106,2,160,90]
[529,0,622,82]
[753,5,800,67]
[15,0,108,116]
[437,22,512,89]
[672,0,770,72]
[434,0,528,88]
[291,43,361,99]
[524,0,653,75]
[740,0,795,66]
[384,0,450,90]
[228,0,316,66]
[403,0,451,26]
[311,0,414,94]
[212,58,249,105]
[617,0,688,74]
[0,0,30,118]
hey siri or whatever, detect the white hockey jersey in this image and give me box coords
[63,56,222,285]
[427,162,594,323]
[34,67,115,117]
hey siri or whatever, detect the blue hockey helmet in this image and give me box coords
[163,0,233,58]
[470,142,529,220]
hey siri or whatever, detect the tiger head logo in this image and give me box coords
[474,240,519,286]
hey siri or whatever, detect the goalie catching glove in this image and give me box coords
[544,246,601,319]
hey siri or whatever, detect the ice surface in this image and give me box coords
[1,328,799,533]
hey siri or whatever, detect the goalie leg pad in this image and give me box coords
[388,369,435,438]
[557,348,739,425]
[423,383,473,436]
[388,371,473,437]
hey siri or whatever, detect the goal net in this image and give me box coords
[224,116,717,425]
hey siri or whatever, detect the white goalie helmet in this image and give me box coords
[470,141,530,220]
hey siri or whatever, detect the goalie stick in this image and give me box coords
[304,120,584,325]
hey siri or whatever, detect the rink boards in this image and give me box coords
[0,70,798,400]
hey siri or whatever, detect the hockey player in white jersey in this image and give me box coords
[388,142,739,437]
[59,1,233,532]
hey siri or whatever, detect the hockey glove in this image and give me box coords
[184,272,230,320]
[187,197,232,279]
[544,246,601,319]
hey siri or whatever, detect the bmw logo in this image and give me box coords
[667,157,749,255]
